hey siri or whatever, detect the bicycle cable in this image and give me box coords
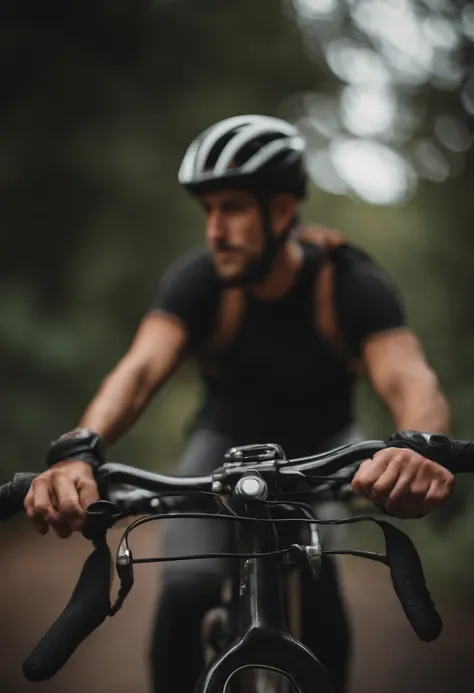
[115,508,389,569]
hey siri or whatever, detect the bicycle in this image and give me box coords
[0,436,463,692]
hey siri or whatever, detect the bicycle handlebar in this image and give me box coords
[22,540,112,681]
[0,435,467,681]
[1,432,469,518]
[388,431,474,474]
[0,472,37,519]
[85,440,385,493]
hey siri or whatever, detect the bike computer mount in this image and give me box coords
[223,443,286,467]
[211,443,288,497]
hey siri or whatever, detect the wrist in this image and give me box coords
[46,427,105,470]
[387,430,452,466]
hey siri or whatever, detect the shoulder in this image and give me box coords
[150,247,221,345]
[157,246,222,309]
[298,223,399,291]
[333,244,406,354]
[332,243,402,296]
[301,225,406,355]
[297,223,345,257]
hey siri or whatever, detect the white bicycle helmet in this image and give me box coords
[178,114,307,199]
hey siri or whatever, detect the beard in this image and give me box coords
[211,243,268,287]
[216,256,269,286]
[211,220,288,287]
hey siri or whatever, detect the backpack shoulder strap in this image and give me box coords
[298,225,363,373]
[196,286,246,382]
[297,224,345,252]
[207,287,246,353]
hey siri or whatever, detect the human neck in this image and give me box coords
[249,240,303,301]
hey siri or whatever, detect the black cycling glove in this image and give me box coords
[387,430,474,474]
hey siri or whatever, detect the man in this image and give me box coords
[24,115,454,692]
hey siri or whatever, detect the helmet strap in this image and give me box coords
[248,194,296,284]
[217,193,297,287]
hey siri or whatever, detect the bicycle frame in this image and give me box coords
[195,496,333,693]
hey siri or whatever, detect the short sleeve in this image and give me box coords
[149,248,221,346]
[334,246,406,356]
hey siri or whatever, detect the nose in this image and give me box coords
[206,209,226,245]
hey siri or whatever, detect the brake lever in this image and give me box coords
[81,500,133,616]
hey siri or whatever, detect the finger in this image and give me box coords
[385,471,414,509]
[51,519,74,539]
[47,494,76,536]
[53,473,85,531]
[386,462,455,519]
[388,473,452,519]
[370,464,401,505]
[397,481,449,519]
[422,479,451,511]
[31,514,50,535]
[24,486,46,530]
[389,466,436,517]
[387,492,431,519]
[352,453,391,494]
[77,477,100,514]
[408,475,432,501]
[24,486,34,513]
[30,477,57,534]
[26,486,49,535]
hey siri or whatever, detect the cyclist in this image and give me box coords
[24,115,454,693]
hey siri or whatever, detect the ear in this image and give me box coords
[269,194,297,236]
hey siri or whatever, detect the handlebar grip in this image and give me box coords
[22,541,112,681]
[0,473,37,520]
[446,439,474,474]
[380,519,442,642]
[387,431,474,474]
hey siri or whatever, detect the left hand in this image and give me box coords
[351,447,455,518]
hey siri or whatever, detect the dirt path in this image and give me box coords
[1,518,473,693]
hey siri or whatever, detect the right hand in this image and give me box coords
[24,461,100,538]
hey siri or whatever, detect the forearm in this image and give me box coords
[386,374,451,434]
[78,360,159,447]
[74,313,186,447]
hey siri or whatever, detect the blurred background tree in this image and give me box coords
[1,0,473,589]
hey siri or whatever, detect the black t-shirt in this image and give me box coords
[151,242,405,454]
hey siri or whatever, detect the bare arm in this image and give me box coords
[26,247,217,537]
[24,310,189,536]
[78,310,188,446]
[351,327,454,518]
[363,327,451,434]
